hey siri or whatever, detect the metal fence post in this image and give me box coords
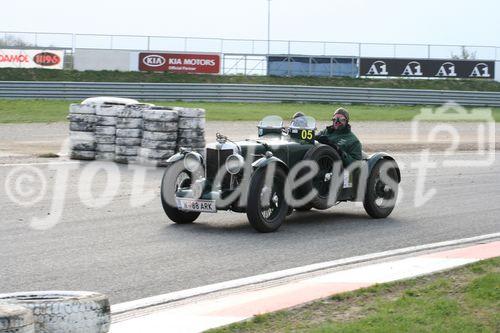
[184,37,187,51]
[358,43,362,58]
[34,33,38,47]
[427,44,431,59]
[147,36,151,51]
[287,41,291,55]
[110,35,114,49]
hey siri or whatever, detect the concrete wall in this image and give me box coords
[74,49,138,71]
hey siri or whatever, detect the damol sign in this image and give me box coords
[0,49,64,69]
[360,58,495,79]
[139,52,220,74]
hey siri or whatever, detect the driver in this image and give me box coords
[316,108,362,166]
[290,112,308,128]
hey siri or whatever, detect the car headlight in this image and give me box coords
[225,154,244,175]
[184,152,202,172]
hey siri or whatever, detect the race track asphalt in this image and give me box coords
[0,152,498,303]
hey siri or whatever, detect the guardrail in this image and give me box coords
[1,81,499,106]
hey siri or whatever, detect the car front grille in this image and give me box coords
[206,148,233,189]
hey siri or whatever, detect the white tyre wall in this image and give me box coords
[116,129,142,138]
[116,137,142,146]
[115,146,139,156]
[116,108,143,118]
[95,116,117,126]
[174,107,205,118]
[142,110,178,122]
[142,131,177,141]
[70,151,96,161]
[0,304,35,333]
[95,153,115,161]
[95,126,116,136]
[178,129,205,139]
[0,291,110,333]
[70,122,95,132]
[95,135,116,144]
[143,122,177,132]
[138,148,175,160]
[96,144,115,153]
[141,139,177,150]
[178,118,205,129]
[96,105,123,117]
[69,104,95,115]
[114,156,138,164]
[70,138,96,151]
[116,118,143,129]
[67,114,97,123]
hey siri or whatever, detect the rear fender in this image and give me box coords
[366,152,401,183]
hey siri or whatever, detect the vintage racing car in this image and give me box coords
[160,115,401,232]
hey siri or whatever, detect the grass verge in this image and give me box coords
[208,257,500,333]
[1,99,499,124]
[2,68,500,92]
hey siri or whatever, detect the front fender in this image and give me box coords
[366,152,401,183]
[252,156,289,173]
[166,152,185,164]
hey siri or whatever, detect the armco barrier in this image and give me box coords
[0,81,499,106]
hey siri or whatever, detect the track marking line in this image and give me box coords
[112,232,500,316]
[110,239,500,333]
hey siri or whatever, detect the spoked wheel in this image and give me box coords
[363,159,399,218]
[301,145,342,210]
[160,162,201,224]
[247,166,289,232]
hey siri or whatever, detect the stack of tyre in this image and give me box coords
[139,106,179,167]
[68,103,96,161]
[114,104,146,164]
[175,107,206,157]
[95,104,121,161]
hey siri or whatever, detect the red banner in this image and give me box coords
[139,52,220,74]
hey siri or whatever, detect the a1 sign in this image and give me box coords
[139,52,220,74]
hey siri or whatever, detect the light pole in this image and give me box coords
[267,0,271,55]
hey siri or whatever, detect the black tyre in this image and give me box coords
[160,161,201,224]
[295,202,314,211]
[363,159,399,218]
[299,144,343,210]
[246,166,289,233]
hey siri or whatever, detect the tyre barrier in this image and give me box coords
[68,98,206,166]
[0,291,110,333]
[140,106,178,166]
[0,303,35,333]
[68,104,97,161]
[175,107,206,157]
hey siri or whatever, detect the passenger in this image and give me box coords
[316,108,362,166]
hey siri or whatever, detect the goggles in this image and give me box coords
[332,117,347,124]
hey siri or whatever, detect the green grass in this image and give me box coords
[1,99,500,124]
[2,68,500,92]
[208,257,500,333]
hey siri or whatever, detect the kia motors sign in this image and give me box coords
[139,52,220,74]
[0,49,64,69]
[360,58,495,79]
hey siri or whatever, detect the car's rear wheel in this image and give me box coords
[161,162,201,224]
[300,145,343,210]
[247,166,288,233]
[363,159,399,218]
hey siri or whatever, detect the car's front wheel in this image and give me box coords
[160,162,201,224]
[363,159,399,218]
[246,166,289,232]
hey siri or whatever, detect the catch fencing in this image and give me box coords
[1,81,499,106]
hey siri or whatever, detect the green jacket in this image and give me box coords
[317,125,363,166]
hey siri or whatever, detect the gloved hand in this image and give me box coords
[316,135,329,144]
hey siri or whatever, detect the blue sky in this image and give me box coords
[2,0,498,46]
[1,0,499,61]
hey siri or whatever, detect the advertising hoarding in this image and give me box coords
[0,49,64,69]
[139,52,220,74]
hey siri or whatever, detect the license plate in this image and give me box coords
[176,198,217,213]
